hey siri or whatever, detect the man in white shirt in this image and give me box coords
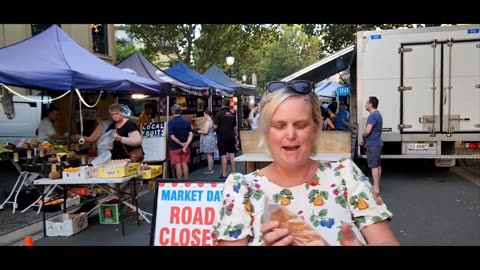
[248,104,259,131]
[37,105,66,142]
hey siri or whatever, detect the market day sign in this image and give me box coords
[150,181,224,246]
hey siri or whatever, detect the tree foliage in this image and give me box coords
[193,24,279,75]
[126,24,198,66]
[256,25,324,89]
[125,24,280,80]
[115,41,136,64]
[115,38,162,67]
[302,24,428,53]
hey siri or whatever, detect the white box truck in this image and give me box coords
[0,93,51,145]
[354,24,480,166]
[282,25,480,167]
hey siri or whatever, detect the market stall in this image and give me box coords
[117,54,210,173]
[165,62,235,172]
[0,25,166,222]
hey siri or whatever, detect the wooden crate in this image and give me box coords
[239,130,352,154]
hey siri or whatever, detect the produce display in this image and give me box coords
[103,159,131,168]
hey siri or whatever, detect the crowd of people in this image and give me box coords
[35,82,392,246]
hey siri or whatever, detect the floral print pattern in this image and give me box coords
[211,158,393,246]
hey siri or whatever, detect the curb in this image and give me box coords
[453,160,480,187]
[457,159,480,178]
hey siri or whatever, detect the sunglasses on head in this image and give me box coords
[266,80,314,94]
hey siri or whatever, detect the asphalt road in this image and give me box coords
[23,159,479,246]
[31,160,480,246]
[378,160,480,245]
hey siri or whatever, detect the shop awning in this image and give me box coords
[281,45,356,84]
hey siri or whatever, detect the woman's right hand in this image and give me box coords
[261,220,294,246]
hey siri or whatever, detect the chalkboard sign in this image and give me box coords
[142,122,167,162]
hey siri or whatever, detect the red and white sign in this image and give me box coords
[152,182,224,246]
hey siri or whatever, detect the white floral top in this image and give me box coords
[211,158,393,246]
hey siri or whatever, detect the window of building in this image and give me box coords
[31,24,61,36]
[91,24,108,55]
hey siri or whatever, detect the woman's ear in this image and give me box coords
[311,123,321,153]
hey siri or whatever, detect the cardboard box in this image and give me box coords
[99,201,132,224]
[141,165,162,179]
[98,163,139,178]
[62,166,91,180]
[46,213,88,237]
[60,195,81,211]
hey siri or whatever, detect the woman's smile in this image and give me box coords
[282,145,300,151]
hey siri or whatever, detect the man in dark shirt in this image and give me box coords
[168,104,193,179]
[214,98,237,179]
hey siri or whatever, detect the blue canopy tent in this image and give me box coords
[0,25,165,94]
[203,65,255,96]
[0,25,166,149]
[116,51,209,96]
[203,64,256,134]
[165,62,235,96]
[315,81,351,106]
[314,81,341,98]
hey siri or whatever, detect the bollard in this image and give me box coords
[24,235,34,246]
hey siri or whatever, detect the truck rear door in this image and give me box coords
[442,39,480,135]
[400,42,442,135]
[400,38,480,135]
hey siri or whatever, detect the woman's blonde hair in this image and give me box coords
[257,88,322,156]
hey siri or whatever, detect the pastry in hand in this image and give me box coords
[270,207,329,246]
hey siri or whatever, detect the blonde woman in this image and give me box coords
[212,80,399,246]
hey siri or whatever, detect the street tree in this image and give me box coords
[301,24,419,53]
[126,24,198,66]
[125,24,279,76]
[255,24,324,90]
[115,41,136,64]
[192,24,280,77]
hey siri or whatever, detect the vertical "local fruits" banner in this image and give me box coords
[152,182,223,246]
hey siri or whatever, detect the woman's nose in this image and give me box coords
[285,125,297,140]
